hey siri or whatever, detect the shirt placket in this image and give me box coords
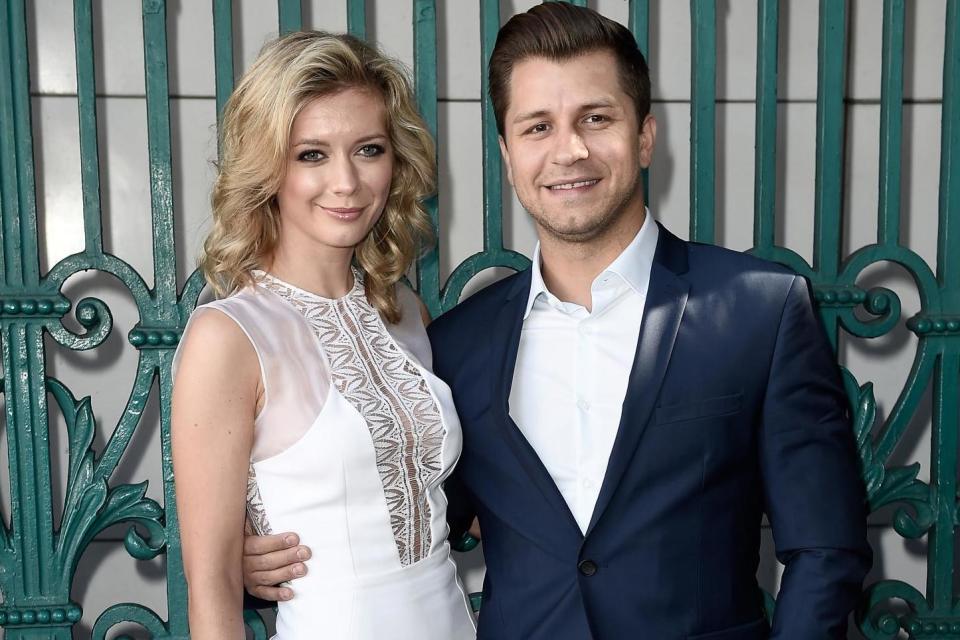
[575,314,592,531]
[578,280,616,530]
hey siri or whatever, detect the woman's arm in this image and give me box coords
[172,309,261,639]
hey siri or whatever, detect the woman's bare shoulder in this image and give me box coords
[176,307,259,382]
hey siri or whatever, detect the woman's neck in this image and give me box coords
[266,244,356,299]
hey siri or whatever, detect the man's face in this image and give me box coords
[498,50,656,245]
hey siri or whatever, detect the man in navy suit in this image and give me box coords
[242,4,870,638]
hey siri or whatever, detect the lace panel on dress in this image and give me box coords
[256,271,444,566]
[246,465,273,535]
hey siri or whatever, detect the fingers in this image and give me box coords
[248,584,296,602]
[245,559,308,592]
[244,541,311,574]
[243,531,298,556]
[242,531,311,602]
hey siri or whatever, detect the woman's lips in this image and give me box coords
[320,206,365,220]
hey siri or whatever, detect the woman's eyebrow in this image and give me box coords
[292,133,388,147]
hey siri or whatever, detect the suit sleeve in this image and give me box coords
[243,592,274,611]
[444,468,478,544]
[427,317,480,542]
[760,275,872,638]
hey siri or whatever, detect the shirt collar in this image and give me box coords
[524,208,659,319]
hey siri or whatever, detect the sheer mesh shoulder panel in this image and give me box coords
[384,283,433,370]
[173,288,332,463]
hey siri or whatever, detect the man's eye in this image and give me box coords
[298,150,324,162]
[527,123,549,134]
[584,114,607,124]
[357,144,385,157]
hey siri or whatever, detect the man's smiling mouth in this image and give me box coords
[547,179,599,191]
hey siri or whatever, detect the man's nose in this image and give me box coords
[551,130,589,165]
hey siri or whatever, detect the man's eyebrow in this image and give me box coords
[511,101,619,125]
[580,100,617,111]
[512,109,550,124]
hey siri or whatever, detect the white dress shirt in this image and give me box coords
[509,212,659,533]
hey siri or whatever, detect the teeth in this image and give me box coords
[549,179,597,190]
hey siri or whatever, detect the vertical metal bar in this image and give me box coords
[0,2,18,283]
[278,0,302,34]
[930,20,960,621]
[142,1,187,630]
[0,5,60,633]
[2,326,52,601]
[347,0,367,40]
[937,0,960,296]
[142,0,176,319]
[0,0,40,287]
[413,0,440,315]
[157,352,188,633]
[630,0,650,58]
[689,0,716,243]
[11,1,37,287]
[753,0,779,252]
[480,0,501,255]
[212,0,234,129]
[74,0,104,255]
[928,349,958,612]
[877,0,905,247]
[812,0,847,278]
[0,332,21,573]
[629,0,650,205]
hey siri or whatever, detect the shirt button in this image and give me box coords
[582,478,594,489]
[577,398,590,411]
[578,560,598,576]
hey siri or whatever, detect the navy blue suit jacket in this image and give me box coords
[428,225,871,640]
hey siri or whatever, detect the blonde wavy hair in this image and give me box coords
[201,31,436,323]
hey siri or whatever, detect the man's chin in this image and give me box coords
[535,219,615,245]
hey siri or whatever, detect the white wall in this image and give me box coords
[4,0,948,637]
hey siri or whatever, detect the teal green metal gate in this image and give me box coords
[0,0,958,637]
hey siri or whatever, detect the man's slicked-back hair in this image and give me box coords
[489,3,651,137]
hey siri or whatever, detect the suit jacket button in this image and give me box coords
[578,560,598,576]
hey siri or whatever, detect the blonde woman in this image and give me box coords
[171,32,476,639]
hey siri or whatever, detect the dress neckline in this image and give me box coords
[252,267,364,304]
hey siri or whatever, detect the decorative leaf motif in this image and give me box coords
[841,368,933,537]
[93,482,165,560]
[46,378,166,582]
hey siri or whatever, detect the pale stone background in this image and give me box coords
[2,0,949,636]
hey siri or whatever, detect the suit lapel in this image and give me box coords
[489,269,582,533]
[586,226,690,535]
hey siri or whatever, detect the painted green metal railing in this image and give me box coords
[0,0,958,637]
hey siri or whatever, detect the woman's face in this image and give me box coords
[275,87,394,260]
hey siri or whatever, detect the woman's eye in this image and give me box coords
[298,150,324,162]
[357,144,385,157]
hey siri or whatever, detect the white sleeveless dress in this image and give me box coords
[174,269,476,640]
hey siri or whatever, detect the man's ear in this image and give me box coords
[498,135,514,186]
[638,113,657,169]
